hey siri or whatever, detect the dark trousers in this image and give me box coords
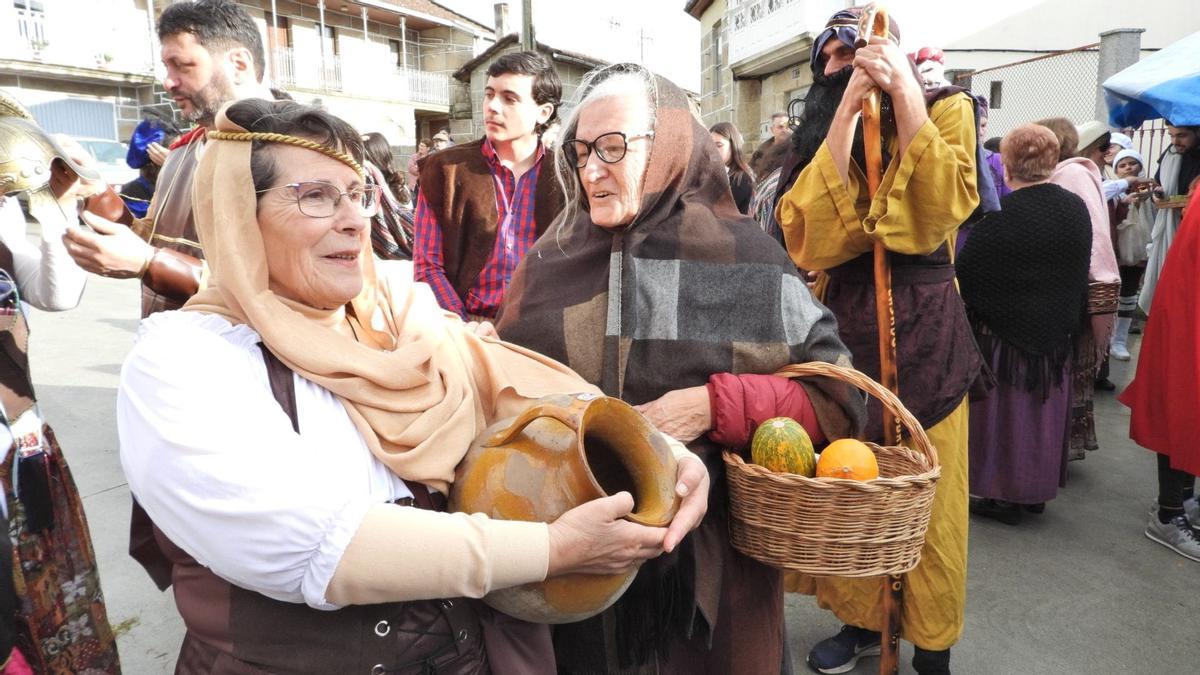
[1158,453,1197,509]
[1117,265,1144,317]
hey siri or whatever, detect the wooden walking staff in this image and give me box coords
[855,4,905,674]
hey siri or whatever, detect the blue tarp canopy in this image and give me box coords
[1103,30,1200,128]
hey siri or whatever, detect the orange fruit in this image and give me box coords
[815,438,879,480]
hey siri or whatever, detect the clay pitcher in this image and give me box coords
[449,392,679,624]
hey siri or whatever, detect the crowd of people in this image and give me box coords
[0,0,1196,673]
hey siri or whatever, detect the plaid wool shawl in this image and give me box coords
[496,69,863,667]
[497,75,858,415]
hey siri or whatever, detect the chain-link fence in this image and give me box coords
[954,44,1169,177]
[955,45,1100,138]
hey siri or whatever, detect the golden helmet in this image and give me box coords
[0,90,100,195]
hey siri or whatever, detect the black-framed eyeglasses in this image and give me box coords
[255,181,380,218]
[563,131,655,169]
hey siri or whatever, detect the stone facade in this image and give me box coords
[693,0,814,159]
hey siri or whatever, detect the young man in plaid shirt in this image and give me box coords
[412,51,564,321]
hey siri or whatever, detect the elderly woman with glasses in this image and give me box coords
[117,98,709,673]
[496,64,863,674]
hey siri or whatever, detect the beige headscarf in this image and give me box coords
[185,105,595,493]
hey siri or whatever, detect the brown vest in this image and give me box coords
[138,133,205,317]
[157,347,488,675]
[418,139,563,304]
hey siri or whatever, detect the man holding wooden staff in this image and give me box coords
[776,7,987,675]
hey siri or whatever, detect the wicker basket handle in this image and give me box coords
[772,362,939,469]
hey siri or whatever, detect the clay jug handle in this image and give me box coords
[484,404,581,447]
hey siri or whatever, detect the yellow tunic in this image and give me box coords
[776,93,979,651]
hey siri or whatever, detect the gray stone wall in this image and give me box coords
[0,73,155,141]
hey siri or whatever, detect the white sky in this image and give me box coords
[437,0,701,91]
[435,0,1198,91]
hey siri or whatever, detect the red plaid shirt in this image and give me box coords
[412,140,546,319]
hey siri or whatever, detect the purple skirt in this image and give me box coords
[968,349,1072,504]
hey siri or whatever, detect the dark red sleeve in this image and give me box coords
[707,373,825,449]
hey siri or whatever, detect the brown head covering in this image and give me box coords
[185,103,594,493]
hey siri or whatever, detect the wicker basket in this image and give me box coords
[1086,280,1120,315]
[724,362,940,577]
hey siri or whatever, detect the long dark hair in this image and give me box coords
[361,131,409,204]
[709,121,754,180]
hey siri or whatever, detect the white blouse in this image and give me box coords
[118,310,416,610]
[0,196,86,311]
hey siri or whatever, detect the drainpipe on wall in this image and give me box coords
[361,6,369,41]
[146,0,158,72]
[318,0,327,89]
[400,15,408,69]
[270,0,278,81]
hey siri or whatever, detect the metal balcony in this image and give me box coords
[726,0,842,74]
[271,47,449,107]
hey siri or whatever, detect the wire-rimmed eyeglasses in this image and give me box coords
[563,131,655,169]
[255,181,380,218]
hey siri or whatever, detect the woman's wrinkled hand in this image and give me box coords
[634,385,712,444]
[547,493,666,576]
[664,454,708,553]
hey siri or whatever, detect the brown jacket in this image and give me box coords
[133,131,205,317]
[417,139,562,309]
[81,131,205,317]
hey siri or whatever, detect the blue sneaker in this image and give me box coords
[807,625,882,674]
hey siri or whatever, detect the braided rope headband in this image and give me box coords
[207,130,365,181]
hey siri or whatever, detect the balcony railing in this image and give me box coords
[271,47,297,89]
[15,8,47,54]
[726,0,842,66]
[270,47,449,107]
[393,67,449,106]
[3,6,153,74]
[321,53,343,92]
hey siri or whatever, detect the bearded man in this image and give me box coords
[55,0,272,594]
[775,8,988,675]
[62,0,271,318]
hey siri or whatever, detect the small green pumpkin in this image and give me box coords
[750,417,816,477]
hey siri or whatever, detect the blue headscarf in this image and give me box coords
[810,7,901,75]
[126,118,167,169]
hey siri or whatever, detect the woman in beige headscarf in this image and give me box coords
[117,98,707,673]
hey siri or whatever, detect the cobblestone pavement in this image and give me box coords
[29,276,1199,674]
